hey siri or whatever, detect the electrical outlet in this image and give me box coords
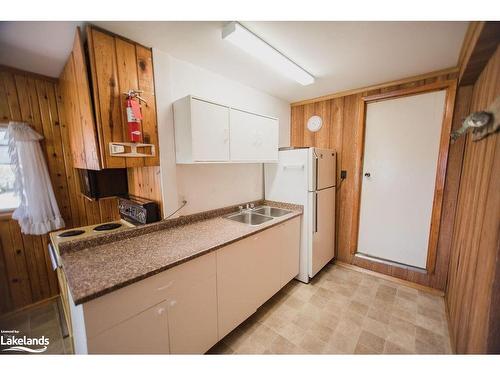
[340,170,347,179]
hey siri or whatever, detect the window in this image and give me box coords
[0,127,19,212]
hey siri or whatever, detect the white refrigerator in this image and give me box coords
[265,147,336,283]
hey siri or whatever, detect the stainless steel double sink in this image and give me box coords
[225,206,292,226]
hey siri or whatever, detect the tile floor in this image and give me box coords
[208,264,452,354]
[0,299,73,354]
[0,263,452,355]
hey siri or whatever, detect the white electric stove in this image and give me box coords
[49,219,135,249]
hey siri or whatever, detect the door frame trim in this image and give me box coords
[350,80,457,274]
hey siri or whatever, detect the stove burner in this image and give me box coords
[93,223,123,231]
[58,230,85,238]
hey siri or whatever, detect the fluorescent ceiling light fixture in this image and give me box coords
[222,22,315,86]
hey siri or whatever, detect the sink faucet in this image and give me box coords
[240,203,255,213]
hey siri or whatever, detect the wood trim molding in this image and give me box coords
[360,80,456,103]
[335,261,445,296]
[290,67,458,107]
[349,80,458,276]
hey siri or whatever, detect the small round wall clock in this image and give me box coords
[307,115,323,132]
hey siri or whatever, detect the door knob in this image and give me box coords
[364,172,371,177]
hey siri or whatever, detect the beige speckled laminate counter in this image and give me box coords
[59,200,302,305]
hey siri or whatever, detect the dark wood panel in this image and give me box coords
[446,45,500,354]
[460,22,500,85]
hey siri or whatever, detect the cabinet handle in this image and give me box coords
[157,307,166,315]
[157,281,174,291]
[169,300,177,307]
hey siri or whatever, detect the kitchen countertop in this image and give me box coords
[59,200,302,305]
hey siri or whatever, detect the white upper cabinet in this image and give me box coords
[173,95,279,163]
[230,108,279,162]
[174,97,230,163]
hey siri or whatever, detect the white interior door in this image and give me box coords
[357,90,446,269]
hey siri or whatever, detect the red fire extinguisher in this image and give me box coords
[125,90,145,143]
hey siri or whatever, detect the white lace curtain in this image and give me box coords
[6,121,64,235]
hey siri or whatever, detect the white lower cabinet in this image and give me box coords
[216,235,262,339]
[74,217,300,354]
[167,269,218,353]
[278,217,301,287]
[87,301,170,354]
[216,217,300,340]
[82,253,217,354]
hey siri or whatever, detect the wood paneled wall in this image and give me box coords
[291,70,462,290]
[0,66,120,315]
[446,46,500,354]
[127,166,163,217]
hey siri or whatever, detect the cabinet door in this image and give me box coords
[87,300,169,354]
[216,235,260,339]
[59,27,101,170]
[230,108,279,162]
[216,228,284,339]
[252,227,282,306]
[87,26,160,168]
[279,217,301,287]
[167,255,218,354]
[191,99,230,161]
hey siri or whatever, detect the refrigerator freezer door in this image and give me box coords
[310,148,336,191]
[265,148,309,205]
[310,187,335,278]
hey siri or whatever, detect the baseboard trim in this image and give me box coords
[334,261,444,296]
[0,294,59,320]
[355,253,427,274]
[444,297,457,354]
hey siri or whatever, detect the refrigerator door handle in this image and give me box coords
[314,153,319,191]
[314,192,318,233]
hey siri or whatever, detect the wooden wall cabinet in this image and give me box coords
[59,26,160,170]
[173,96,279,164]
